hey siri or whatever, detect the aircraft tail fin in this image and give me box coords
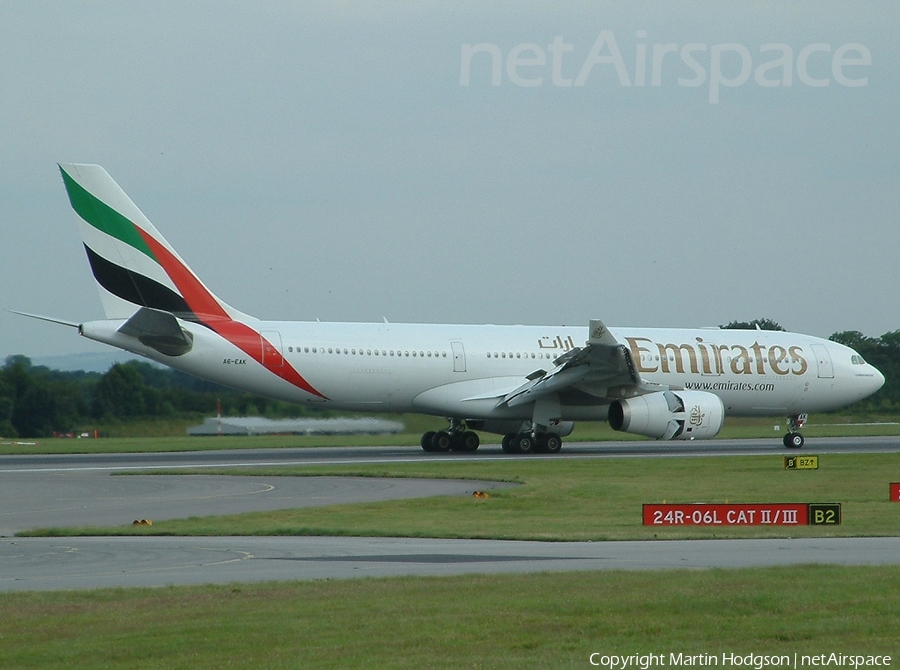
[59,163,251,323]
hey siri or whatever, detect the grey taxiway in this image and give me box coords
[1,437,898,591]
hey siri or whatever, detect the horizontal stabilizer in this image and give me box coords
[118,308,193,357]
[7,309,80,328]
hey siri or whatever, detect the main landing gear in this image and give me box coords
[501,431,562,455]
[419,421,564,455]
[420,419,480,453]
[783,413,807,449]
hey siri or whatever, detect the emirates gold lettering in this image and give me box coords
[627,337,658,373]
[714,344,730,374]
[751,341,766,375]
[769,345,789,375]
[695,337,714,375]
[730,345,752,375]
[626,338,808,378]
[789,346,808,375]
[657,342,699,374]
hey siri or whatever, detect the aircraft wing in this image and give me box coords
[499,319,661,409]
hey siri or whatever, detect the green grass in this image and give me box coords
[8,435,900,667]
[1,567,898,669]
[23,452,900,540]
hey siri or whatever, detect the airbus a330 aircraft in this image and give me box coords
[22,164,885,454]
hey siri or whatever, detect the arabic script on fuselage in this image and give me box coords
[537,335,577,352]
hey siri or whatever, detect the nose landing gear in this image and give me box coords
[783,413,807,449]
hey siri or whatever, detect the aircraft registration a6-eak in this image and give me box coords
[18,164,885,454]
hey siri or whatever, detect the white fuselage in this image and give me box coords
[80,319,885,423]
[56,163,885,445]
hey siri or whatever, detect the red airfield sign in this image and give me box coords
[643,503,841,526]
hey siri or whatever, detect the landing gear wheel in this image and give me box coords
[421,431,436,452]
[783,432,804,449]
[459,431,480,452]
[513,432,536,454]
[431,431,452,452]
[538,432,562,454]
[448,432,474,452]
[501,433,516,454]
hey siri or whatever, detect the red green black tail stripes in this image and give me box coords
[83,244,194,318]
[134,226,326,398]
[60,163,326,399]
[61,167,155,260]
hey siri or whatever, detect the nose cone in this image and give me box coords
[870,366,886,395]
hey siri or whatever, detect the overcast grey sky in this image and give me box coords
[1,1,898,362]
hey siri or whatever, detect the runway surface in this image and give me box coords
[0,473,516,537]
[3,536,899,592]
[1,436,898,591]
[3,435,899,474]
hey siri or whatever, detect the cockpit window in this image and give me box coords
[851,355,867,365]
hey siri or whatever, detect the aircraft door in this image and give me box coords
[451,341,466,372]
[810,344,834,379]
[261,331,284,368]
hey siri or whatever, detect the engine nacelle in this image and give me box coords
[608,390,724,440]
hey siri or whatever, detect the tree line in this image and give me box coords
[0,355,318,438]
[2,320,898,437]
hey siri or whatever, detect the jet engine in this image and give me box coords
[608,390,724,440]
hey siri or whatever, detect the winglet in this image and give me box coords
[588,319,618,346]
